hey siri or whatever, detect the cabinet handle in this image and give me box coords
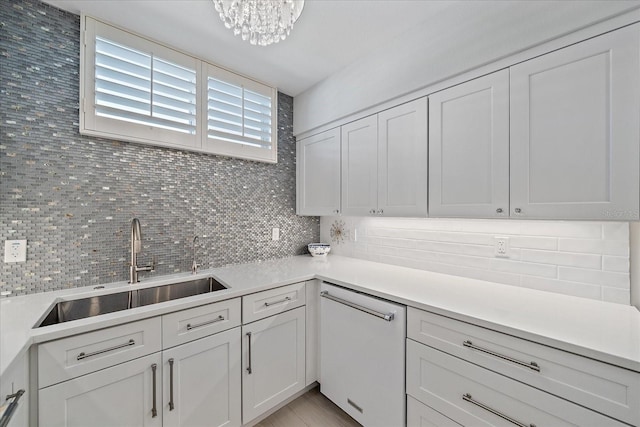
[334,209,340,214]
[496,208,503,213]
[514,208,522,214]
[320,290,394,321]
[463,340,540,372]
[168,358,175,411]
[378,209,384,215]
[463,393,536,427]
[77,339,135,360]
[246,332,252,374]
[151,363,158,418]
[369,209,375,214]
[186,315,225,330]
[264,296,291,307]
[0,389,24,427]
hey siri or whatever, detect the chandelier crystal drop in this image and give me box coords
[212,0,305,46]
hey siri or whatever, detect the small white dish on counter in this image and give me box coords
[308,243,331,257]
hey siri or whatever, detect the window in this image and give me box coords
[81,16,278,163]
[204,63,277,162]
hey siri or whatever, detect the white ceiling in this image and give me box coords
[43,0,640,97]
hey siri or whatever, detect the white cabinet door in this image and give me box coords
[163,328,241,427]
[510,25,640,219]
[378,98,428,217]
[39,352,163,427]
[242,307,306,424]
[296,128,341,216]
[341,115,378,216]
[429,70,509,218]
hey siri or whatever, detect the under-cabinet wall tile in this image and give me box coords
[490,259,557,278]
[558,267,628,288]
[603,256,630,273]
[521,250,602,269]
[323,217,630,304]
[601,287,631,304]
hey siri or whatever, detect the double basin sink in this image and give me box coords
[37,277,227,328]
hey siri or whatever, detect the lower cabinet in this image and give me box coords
[163,328,241,427]
[241,306,306,424]
[39,352,163,426]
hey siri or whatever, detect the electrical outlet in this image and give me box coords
[4,240,27,263]
[271,227,280,241]
[494,237,509,258]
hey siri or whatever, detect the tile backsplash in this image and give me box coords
[0,0,319,296]
[321,217,630,304]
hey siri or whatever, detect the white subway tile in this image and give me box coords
[601,287,631,304]
[603,223,629,240]
[411,230,494,245]
[414,240,494,257]
[520,277,602,300]
[603,256,629,273]
[558,267,629,288]
[365,236,416,249]
[521,249,601,269]
[509,236,558,250]
[490,259,557,278]
[604,240,629,256]
[517,222,602,238]
[558,239,604,254]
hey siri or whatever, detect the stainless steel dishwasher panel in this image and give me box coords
[319,282,406,427]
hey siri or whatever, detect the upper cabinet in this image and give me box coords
[378,98,429,217]
[342,98,428,217]
[296,128,341,216]
[296,24,640,220]
[429,70,510,218]
[510,26,639,220]
[341,115,379,216]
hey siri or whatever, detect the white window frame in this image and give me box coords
[80,15,278,163]
[203,63,278,163]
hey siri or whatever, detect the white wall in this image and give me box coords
[294,2,640,135]
[320,217,631,305]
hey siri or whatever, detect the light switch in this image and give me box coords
[272,228,280,241]
[4,240,27,263]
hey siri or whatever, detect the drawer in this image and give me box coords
[162,298,241,349]
[407,395,462,427]
[242,282,306,323]
[406,340,626,427]
[38,317,161,388]
[407,307,640,425]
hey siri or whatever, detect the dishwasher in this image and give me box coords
[320,282,406,427]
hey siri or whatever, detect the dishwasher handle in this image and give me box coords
[320,290,395,321]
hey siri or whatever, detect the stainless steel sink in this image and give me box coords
[137,277,226,307]
[37,277,227,328]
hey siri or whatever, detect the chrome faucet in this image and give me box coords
[129,218,155,283]
[192,235,200,275]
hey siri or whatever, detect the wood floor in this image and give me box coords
[255,387,362,427]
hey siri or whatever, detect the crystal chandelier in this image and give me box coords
[212,0,305,46]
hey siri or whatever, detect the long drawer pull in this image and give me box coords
[463,340,540,372]
[463,393,536,427]
[0,390,25,427]
[320,290,395,321]
[77,339,136,360]
[186,315,225,330]
[151,363,158,418]
[264,296,291,307]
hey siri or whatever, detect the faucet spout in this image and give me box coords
[130,218,154,284]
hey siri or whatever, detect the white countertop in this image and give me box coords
[2,255,639,378]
